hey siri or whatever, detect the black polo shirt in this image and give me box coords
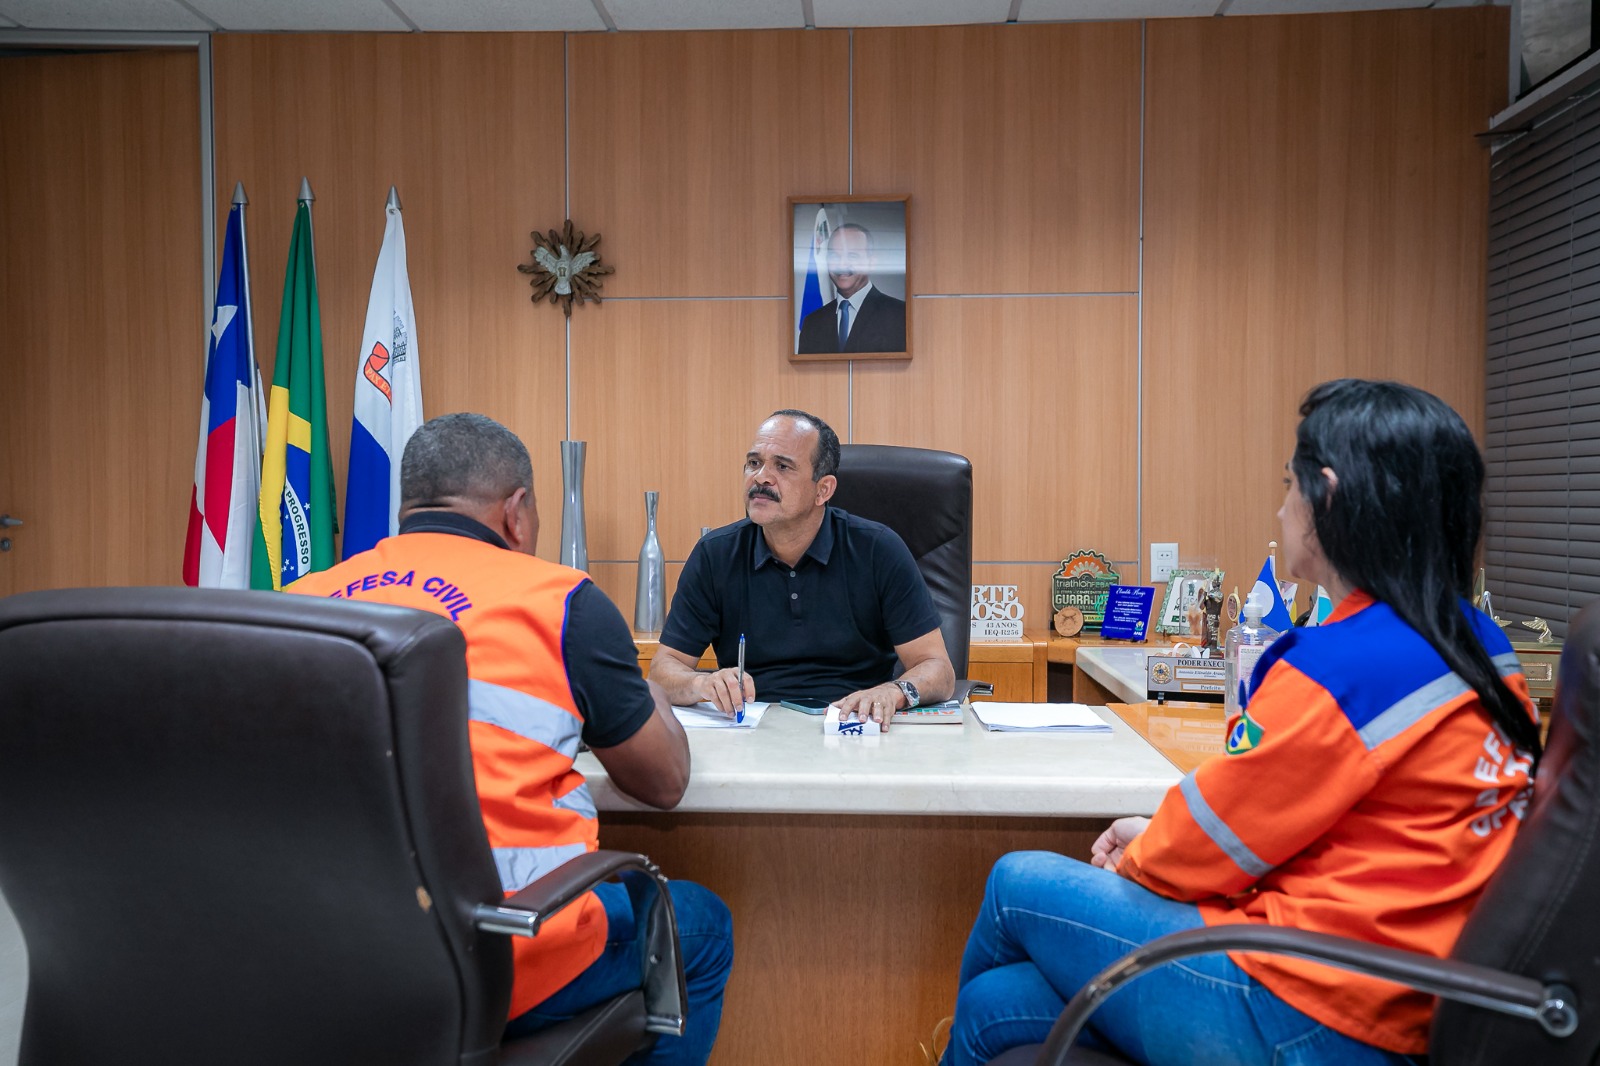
[658,507,941,702]
[397,511,653,748]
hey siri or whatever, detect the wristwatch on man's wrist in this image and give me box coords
[895,679,920,709]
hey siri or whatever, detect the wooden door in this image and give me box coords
[0,49,204,596]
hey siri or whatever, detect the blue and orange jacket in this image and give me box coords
[1120,590,1536,1054]
[290,533,606,1020]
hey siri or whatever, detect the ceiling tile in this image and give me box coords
[1224,0,1427,13]
[0,0,210,30]
[813,0,1010,27]
[397,0,605,31]
[188,0,408,31]
[605,0,803,30]
[1022,0,1217,18]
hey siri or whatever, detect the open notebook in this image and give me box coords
[968,702,1112,734]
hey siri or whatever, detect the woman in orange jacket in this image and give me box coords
[943,379,1542,1066]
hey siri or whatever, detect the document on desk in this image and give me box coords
[671,701,769,729]
[969,702,1112,734]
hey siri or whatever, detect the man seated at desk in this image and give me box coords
[650,408,954,730]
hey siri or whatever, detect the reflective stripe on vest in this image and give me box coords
[469,678,583,758]
[493,841,592,893]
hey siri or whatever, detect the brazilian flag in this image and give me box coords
[1226,710,1264,755]
[252,188,336,590]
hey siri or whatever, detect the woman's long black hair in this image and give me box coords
[1292,379,1542,764]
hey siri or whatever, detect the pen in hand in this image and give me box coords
[735,633,747,724]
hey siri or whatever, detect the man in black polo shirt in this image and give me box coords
[651,409,954,730]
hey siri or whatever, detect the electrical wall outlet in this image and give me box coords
[1150,542,1179,584]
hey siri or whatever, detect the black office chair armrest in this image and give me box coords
[955,679,994,701]
[473,849,687,1037]
[1030,924,1578,1066]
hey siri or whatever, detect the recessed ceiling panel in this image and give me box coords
[814,0,1009,27]
[1224,0,1427,13]
[606,0,802,30]
[398,0,605,31]
[188,0,409,31]
[1022,0,1218,18]
[0,0,210,30]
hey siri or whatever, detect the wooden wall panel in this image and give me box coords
[0,51,203,595]
[569,30,851,298]
[212,33,569,558]
[1142,8,1507,608]
[570,299,848,561]
[853,296,1139,565]
[853,23,1142,295]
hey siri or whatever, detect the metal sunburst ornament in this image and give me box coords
[518,219,615,317]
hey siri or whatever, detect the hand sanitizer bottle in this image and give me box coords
[1225,591,1281,724]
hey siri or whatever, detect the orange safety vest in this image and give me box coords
[1120,591,1535,1054]
[290,532,606,1019]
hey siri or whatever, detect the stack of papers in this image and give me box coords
[969,702,1112,734]
[671,701,769,730]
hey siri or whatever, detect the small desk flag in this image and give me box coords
[1306,585,1334,626]
[253,183,336,590]
[183,187,265,589]
[1251,553,1296,632]
[343,188,423,559]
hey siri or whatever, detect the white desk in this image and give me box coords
[583,702,1179,1064]
[576,701,1180,818]
[1073,644,1157,703]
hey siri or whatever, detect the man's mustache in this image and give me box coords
[747,486,779,503]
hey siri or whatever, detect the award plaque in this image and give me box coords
[1156,568,1221,636]
[1100,585,1156,642]
[1051,551,1121,631]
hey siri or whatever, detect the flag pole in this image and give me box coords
[386,184,402,211]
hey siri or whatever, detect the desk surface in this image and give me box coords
[1074,644,1158,703]
[576,702,1181,819]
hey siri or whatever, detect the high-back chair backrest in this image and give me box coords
[827,443,974,678]
[1432,600,1600,1065]
[0,587,511,1066]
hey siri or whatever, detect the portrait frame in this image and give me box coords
[1155,568,1218,637]
[788,195,911,363]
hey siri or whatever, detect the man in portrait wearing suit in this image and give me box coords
[796,222,907,354]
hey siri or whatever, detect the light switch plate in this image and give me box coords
[1150,542,1179,584]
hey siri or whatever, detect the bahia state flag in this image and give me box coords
[1250,552,1296,633]
[183,185,265,588]
[795,206,832,343]
[342,187,423,559]
[252,181,336,590]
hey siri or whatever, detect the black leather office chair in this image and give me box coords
[0,587,684,1066]
[829,443,991,697]
[987,601,1600,1066]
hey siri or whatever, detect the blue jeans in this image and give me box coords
[944,852,1422,1066]
[504,879,733,1066]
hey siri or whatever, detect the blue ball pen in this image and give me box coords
[736,633,747,724]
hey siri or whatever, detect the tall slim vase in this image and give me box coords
[559,440,588,572]
[634,490,665,633]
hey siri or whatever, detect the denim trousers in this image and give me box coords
[503,878,733,1066]
[943,852,1422,1066]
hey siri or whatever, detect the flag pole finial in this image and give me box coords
[232,181,248,207]
[386,185,402,211]
[299,177,315,203]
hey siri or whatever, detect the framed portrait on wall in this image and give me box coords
[789,195,910,363]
